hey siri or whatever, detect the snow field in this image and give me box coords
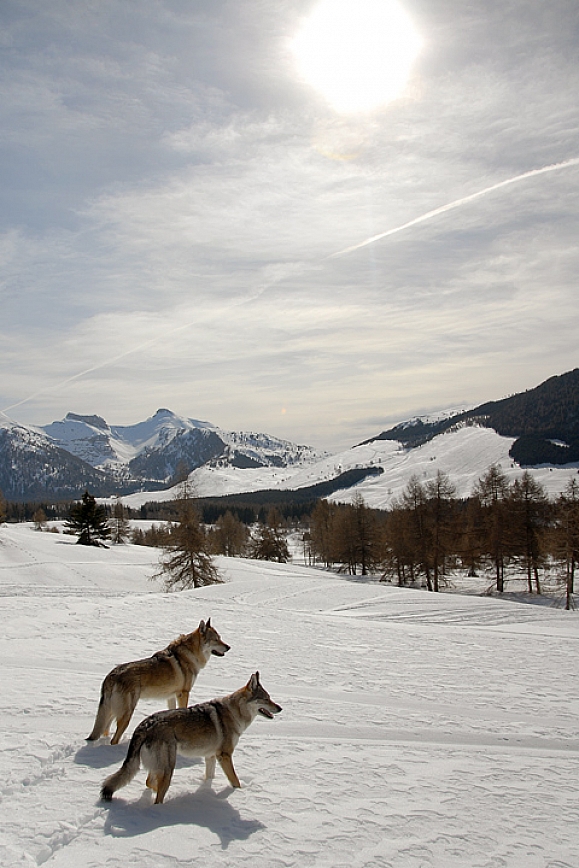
[1,524,579,867]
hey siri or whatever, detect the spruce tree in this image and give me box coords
[66,491,111,547]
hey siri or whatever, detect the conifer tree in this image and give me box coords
[553,478,579,609]
[473,465,510,592]
[310,499,337,567]
[66,491,111,547]
[248,507,290,562]
[508,472,549,594]
[156,480,222,590]
[424,471,458,592]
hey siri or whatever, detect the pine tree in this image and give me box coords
[66,491,111,547]
[424,471,458,592]
[399,475,432,589]
[553,478,579,609]
[310,499,337,568]
[156,480,222,590]
[508,472,549,594]
[248,507,290,562]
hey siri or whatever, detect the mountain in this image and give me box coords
[363,368,579,465]
[0,420,112,501]
[0,410,322,501]
[2,369,579,505]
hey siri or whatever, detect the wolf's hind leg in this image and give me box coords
[167,696,177,709]
[86,697,114,741]
[154,769,174,804]
[110,696,137,745]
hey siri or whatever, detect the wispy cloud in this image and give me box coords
[2,0,579,449]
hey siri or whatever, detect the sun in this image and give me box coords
[291,0,422,113]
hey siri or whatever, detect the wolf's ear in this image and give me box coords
[199,619,206,633]
[206,617,211,629]
[248,672,260,690]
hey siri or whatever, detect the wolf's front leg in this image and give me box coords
[205,755,216,780]
[217,752,241,788]
[176,690,190,708]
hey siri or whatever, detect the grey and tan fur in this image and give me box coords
[87,619,230,744]
[100,672,282,803]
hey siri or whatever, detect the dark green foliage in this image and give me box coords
[509,435,579,466]
[136,467,383,526]
[248,508,290,562]
[66,491,111,547]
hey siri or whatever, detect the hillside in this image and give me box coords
[366,369,579,464]
[118,423,578,512]
[1,523,578,867]
[3,370,579,506]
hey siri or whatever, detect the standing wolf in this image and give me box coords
[101,672,282,803]
[87,619,230,744]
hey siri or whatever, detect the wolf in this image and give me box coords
[100,672,282,803]
[87,619,230,744]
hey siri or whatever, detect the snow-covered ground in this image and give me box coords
[117,424,579,511]
[2,523,579,868]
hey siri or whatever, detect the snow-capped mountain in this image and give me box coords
[0,419,111,501]
[0,409,322,501]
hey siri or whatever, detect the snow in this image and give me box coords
[117,423,579,510]
[2,523,579,868]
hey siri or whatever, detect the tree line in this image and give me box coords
[307,468,579,608]
[3,466,578,606]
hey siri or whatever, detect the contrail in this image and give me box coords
[1,320,202,416]
[3,155,579,417]
[0,288,265,417]
[329,156,579,258]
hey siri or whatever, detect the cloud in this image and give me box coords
[1,0,579,450]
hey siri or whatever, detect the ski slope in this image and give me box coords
[1,523,579,868]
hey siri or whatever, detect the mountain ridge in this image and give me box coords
[0,409,322,501]
[363,368,579,465]
[2,368,579,503]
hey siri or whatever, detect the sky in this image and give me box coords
[1,0,579,451]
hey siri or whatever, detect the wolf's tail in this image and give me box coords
[100,726,145,801]
[86,679,112,741]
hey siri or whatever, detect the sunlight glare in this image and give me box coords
[292,0,422,113]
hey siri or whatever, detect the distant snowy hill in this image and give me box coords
[119,421,579,511]
[364,368,579,464]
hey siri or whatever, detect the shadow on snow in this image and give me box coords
[100,779,266,849]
